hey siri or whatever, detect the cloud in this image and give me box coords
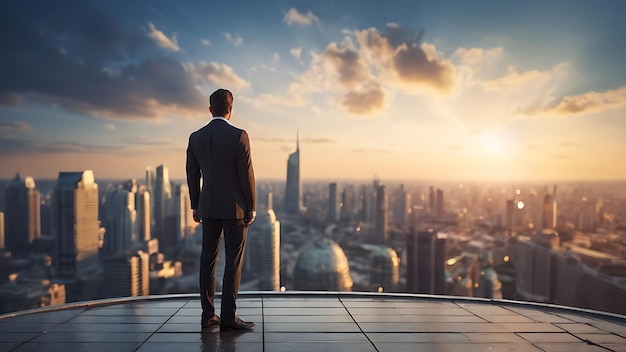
[183,62,251,89]
[256,136,336,144]
[339,85,387,115]
[104,123,116,131]
[201,39,211,46]
[352,148,392,154]
[0,3,208,120]
[0,136,121,155]
[147,22,180,52]
[323,43,369,87]
[284,8,320,26]
[224,32,243,46]
[485,63,570,91]
[290,47,303,59]
[0,121,32,133]
[452,47,503,66]
[539,87,626,116]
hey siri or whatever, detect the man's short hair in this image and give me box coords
[210,89,233,116]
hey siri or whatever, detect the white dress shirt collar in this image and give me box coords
[212,116,231,124]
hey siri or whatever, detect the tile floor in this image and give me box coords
[1,293,625,351]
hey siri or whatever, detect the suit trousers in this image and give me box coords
[200,218,248,324]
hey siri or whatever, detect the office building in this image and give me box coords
[102,250,150,298]
[153,164,172,239]
[248,192,281,291]
[0,212,4,250]
[435,188,444,219]
[374,184,388,243]
[406,229,445,294]
[393,184,411,228]
[285,132,302,215]
[328,183,340,222]
[542,193,557,230]
[53,171,100,278]
[5,174,41,254]
[103,182,138,255]
[136,187,151,242]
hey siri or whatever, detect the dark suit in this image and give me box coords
[186,117,255,325]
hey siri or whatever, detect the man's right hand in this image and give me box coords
[244,210,256,227]
[192,209,202,224]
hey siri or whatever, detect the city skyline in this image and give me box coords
[1,1,626,181]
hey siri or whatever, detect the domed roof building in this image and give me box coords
[294,238,353,292]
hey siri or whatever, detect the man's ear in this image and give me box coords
[209,106,214,116]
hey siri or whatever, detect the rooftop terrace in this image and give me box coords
[1,292,625,351]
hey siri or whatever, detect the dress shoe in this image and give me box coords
[201,315,221,329]
[220,317,255,331]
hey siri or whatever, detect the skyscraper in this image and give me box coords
[102,250,150,298]
[103,181,138,256]
[249,192,281,291]
[0,212,4,250]
[435,188,444,219]
[328,183,340,222]
[285,132,302,215]
[393,184,411,228]
[53,171,100,278]
[153,164,172,239]
[542,193,557,230]
[406,229,446,294]
[374,184,388,243]
[5,174,40,254]
[136,186,151,242]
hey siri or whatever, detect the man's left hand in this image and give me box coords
[192,209,202,223]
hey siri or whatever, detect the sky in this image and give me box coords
[1,0,626,182]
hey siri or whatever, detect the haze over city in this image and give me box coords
[1,0,625,181]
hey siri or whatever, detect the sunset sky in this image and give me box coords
[1,0,625,182]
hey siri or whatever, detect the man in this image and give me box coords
[186,88,256,331]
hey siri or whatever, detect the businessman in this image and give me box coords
[186,88,256,331]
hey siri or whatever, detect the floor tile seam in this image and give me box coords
[131,300,189,352]
[5,329,49,352]
[338,297,380,352]
[451,300,492,323]
[261,296,265,352]
[514,330,616,351]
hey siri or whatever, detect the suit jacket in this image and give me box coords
[186,118,256,219]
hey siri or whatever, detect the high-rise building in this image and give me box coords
[53,171,100,278]
[374,184,388,243]
[249,192,281,291]
[173,183,194,240]
[103,181,138,255]
[505,199,515,237]
[285,132,302,215]
[435,188,444,219]
[154,164,172,239]
[393,184,411,228]
[0,211,4,250]
[428,186,435,214]
[406,229,445,294]
[542,193,557,230]
[328,183,340,222]
[5,174,41,254]
[102,250,150,298]
[136,186,151,242]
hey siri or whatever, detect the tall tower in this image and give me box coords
[435,188,444,219]
[5,174,41,254]
[136,186,151,242]
[406,229,445,294]
[53,171,100,278]
[154,164,172,239]
[542,193,557,230]
[249,192,281,291]
[103,181,138,256]
[374,184,388,243]
[285,132,302,215]
[328,183,340,222]
[0,211,5,250]
[393,184,411,228]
